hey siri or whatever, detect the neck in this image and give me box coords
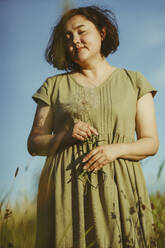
[78,57,113,80]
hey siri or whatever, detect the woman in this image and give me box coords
[27,6,159,248]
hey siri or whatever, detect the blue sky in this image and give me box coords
[1,0,165,204]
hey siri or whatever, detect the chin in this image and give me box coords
[73,56,89,65]
[71,49,89,61]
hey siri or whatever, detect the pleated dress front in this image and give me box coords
[32,68,157,248]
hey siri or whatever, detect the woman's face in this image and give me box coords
[64,15,105,66]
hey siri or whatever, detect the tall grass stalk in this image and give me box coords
[0,160,165,247]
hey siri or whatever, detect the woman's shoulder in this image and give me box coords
[121,68,142,78]
[120,68,149,86]
[39,72,69,92]
[32,73,69,105]
[121,68,157,99]
[46,72,69,82]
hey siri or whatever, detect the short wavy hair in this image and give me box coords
[45,6,119,71]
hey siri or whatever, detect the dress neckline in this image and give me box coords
[68,67,121,89]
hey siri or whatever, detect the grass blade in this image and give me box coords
[157,160,165,181]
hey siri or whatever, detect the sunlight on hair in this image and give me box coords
[61,0,76,14]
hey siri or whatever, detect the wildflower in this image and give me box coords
[4,208,12,219]
[151,240,157,246]
[152,223,157,232]
[151,202,155,210]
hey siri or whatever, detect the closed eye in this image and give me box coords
[78,30,86,34]
[64,30,86,42]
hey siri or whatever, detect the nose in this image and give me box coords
[72,34,80,44]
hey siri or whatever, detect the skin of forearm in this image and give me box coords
[28,134,57,156]
[118,137,159,161]
[28,129,78,156]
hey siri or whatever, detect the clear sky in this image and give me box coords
[1,0,165,204]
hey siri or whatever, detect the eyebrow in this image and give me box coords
[65,24,85,33]
[72,24,85,29]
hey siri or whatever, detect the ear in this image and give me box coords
[100,27,106,41]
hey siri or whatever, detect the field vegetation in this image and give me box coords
[0,164,165,248]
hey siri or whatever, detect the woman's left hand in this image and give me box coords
[82,144,123,172]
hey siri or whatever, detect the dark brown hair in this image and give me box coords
[45,6,119,71]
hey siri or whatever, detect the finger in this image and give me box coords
[88,160,103,171]
[76,120,85,128]
[83,150,102,169]
[73,129,87,139]
[88,126,98,136]
[84,155,104,171]
[73,133,85,141]
[89,157,106,171]
[77,129,88,139]
[94,164,104,171]
[82,147,100,162]
[79,125,88,132]
[79,125,92,138]
[86,128,92,137]
[78,122,98,136]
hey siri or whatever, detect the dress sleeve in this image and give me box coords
[136,72,157,100]
[32,77,56,106]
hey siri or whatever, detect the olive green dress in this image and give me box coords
[32,68,157,248]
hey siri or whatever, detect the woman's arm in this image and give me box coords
[74,93,159,172]
[119,92,159,160]
[27,100,76,156]
[27,100,55,156]
[27,99,100,156]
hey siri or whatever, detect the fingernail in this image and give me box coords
[82,158,86,162]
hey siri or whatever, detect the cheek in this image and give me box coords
[67,46,76,61]
[67,45,74,54]
[88,34,102,48]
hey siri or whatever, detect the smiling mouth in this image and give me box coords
[77,47,84,52]
[75,47,86,54]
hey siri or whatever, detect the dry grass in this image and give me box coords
[0,194,36,248]
[1,161,165,248]
[150,192,165,247]
[0,192,165,248]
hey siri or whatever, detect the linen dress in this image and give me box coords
[32,67,157,248]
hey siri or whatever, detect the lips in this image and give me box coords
[76,47,84,52]
[69,45,87,58]
[75,45,86,54]
[75,43,84,48]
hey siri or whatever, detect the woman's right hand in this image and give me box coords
[71,120,98,141]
